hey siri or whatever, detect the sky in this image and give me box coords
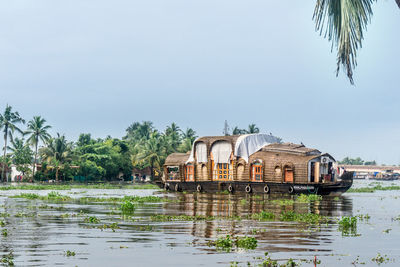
[0,0,399,164]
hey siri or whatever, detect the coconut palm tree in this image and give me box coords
[247,124,260,134]
[313,0,399,84]
[25,116,52,178]
[165,123,181,152]
[40,133,73,181]
[136,132,167,180]
[0,105,25,181]
[232,126,247,135]
[181,128,198,144]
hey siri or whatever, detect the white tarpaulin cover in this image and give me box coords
[211,141,232,164]
[234,134,281,163]
[186,140,208,163]
[195,142,207,163]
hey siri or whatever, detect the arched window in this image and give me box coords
[251,161,263,182]
[185,164,194,181]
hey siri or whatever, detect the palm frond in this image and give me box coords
[313,0,376,84]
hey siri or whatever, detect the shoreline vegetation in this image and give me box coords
[0,183,159,190]
[1,105,275,183]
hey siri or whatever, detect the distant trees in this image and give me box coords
[339,157,377,166]
[232,124,260,135]
[40,133,74,181]
[8,137,33,177]
[0,105,25,181]
[25,116,52,178]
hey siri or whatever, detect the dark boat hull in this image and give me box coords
[158,172,353,196]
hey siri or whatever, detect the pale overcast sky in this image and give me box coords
[0,0,399,164]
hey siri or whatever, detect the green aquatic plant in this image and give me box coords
[235,236,257,250]
[213,235,233,252]
[371,253,389,265]
[270,199,294,206]
[47,191,71,201]
[356,214,370,221]
[65,250,76,257]
[120,201,136,214]
[2,229,8,237]
[280,211,328,224]
[1,252,14,266]
[150,214,216,222]
[209,235,257,252]
[348,184,400,193]
[296,194,322,203]
[239,199,248,205]
[0,220,5,227]
[84,216,100,224]
[98,223,120,232]
[251,211,275,221]
[338,216,358,236]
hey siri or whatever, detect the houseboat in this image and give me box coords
[160,134,353,195]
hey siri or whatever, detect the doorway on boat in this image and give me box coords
[185,164,194,182]
[251,161,263,182]
[284,165,294,183]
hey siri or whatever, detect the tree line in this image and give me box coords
[0,105,266,182]
[338,157,377,166]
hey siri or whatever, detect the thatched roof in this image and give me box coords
[262,143,321,156]
[165,153,190,165]
[195,135,240,146]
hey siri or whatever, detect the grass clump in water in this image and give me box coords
[1,252,14,266]
[65,250,76,257]
[120,201,136,214]
[209,235,257,252]
[84,216,100,224]
[296,194,322,203]
[371,253,389,265]
[150,214,215,222]
[252,211,275,221]
[338,216,358,236]
[270,199,294,206]
[348,184,400,193]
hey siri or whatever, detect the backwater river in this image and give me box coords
[0,180,399,266]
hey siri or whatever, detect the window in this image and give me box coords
[167,166,179,181]
[251,162,263,182]
[213,162,233,181]
[185,164,194,181]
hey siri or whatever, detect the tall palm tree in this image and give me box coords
[25,116,51,178]
[247,124,260,134]
[40,133,73,181]
[165,123,181,152]
[181,128,198,144]
[313,0,400,84]
[0,105,25,181]
[136,132,166,180]
[232,126,247,135]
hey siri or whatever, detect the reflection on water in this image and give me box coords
[0,181,400,266]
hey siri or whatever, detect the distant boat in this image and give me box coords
[159,134,353,195]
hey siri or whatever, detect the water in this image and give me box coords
[1,180,400,266]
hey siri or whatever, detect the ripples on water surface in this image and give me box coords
[0,180,400,266]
